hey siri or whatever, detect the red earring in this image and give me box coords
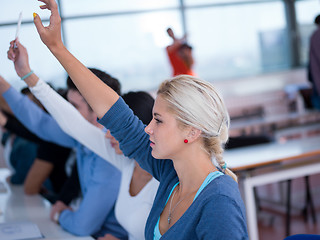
[184,139,188,143]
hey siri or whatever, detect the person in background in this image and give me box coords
[0,108,73,203]
[0,87,73,203]
[0,88,38,185]
[1,61,127,238]
[308,14,320,110]
[30,1,248,239]
[166,27,196,77]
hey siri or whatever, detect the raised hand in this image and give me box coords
[33,0,64,52]
[7,40,31,78]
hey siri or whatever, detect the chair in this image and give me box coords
[284,234,320,240]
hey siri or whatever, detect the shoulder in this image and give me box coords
[198,175,245,211]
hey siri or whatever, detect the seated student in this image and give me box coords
[7,40,159,240]
[0,110,73,203]
[1,129,38,184]
[0,89,38,185]
[29,2,248,239]
[0,72,127,238]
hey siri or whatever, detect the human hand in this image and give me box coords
[7,40,31,78]
[97,234,121,240]
[167,28,175,40]
[0,111,8,127]
[50,200,71,222]
[33,0,64,52]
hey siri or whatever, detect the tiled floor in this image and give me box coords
[255,174,320,240]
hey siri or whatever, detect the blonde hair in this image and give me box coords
[157,75,237,182]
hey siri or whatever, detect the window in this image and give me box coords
[186,1,287,81]
[64,10,182,92]
[61,0,178,16]
[0,0,315,91]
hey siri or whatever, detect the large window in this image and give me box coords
[0,0,317,91]
[186,1,288,81]
[64,11,182,92]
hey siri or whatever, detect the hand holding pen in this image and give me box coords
[7,40,32,79]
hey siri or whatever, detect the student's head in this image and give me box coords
[145,75,237,181]
[66,68,121,123]
[315,14,320,26]
[106,91,154,155]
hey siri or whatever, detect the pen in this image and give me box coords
[14,11,23,48]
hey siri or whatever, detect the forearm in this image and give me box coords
[24,159,53,195]
[2,87,75,148]
[30,79,117,167]
[59,182,118,236]
[49,46,119,119]
[4,115,44,143]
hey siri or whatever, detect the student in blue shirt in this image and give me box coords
[16,1,248,239]
[0,75,127,238]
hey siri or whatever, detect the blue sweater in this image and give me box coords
[3,87,127,239]
[99,97,249,240]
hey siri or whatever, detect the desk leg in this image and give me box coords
[286,179,292,237]
[243,177,259,240]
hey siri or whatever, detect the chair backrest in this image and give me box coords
[284,234,320,240]
[225,135,272,149]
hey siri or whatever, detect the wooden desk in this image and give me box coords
[224,136,320,240]
[229,110,320,136]
[0,168,93,240]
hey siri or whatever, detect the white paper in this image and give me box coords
[0,221,43,240]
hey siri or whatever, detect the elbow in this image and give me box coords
[60,218,99,236]
[24,186,39,195]
[64,225,97,236]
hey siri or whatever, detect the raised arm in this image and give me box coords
[32,0,118,119]
[8,39,129,170]
[0,75,75,148]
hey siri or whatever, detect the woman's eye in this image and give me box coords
[155,118,162,124]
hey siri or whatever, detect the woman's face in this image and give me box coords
[105,130,123,155]
[145,95,187,160]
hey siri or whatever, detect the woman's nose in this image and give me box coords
[145,122,153,135]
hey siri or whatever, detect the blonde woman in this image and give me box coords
[30,1,248,239]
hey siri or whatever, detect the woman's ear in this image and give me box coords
[186,127,202,143]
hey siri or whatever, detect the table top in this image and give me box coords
[224,136,320,171]
[0,168,92,240]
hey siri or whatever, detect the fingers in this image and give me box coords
[38,0,58,11]
[40,5,49,10]
[7,44,16,61]
[33,13,45,36]
[15,40,25,51]
[7,39,25,61]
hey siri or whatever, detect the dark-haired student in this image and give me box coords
[0,70,127,238]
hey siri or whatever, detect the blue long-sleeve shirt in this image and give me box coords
[3,87,127,239]
[99,97,249,240]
